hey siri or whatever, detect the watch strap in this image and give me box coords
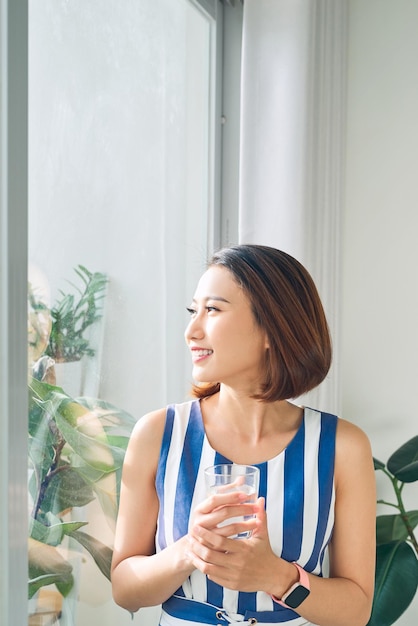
[271,562,310,608]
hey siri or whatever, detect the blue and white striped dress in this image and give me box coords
[156,400,337,626]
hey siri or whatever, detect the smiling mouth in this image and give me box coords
[192,349,213,358]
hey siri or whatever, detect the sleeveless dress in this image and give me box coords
[155,400,337,626]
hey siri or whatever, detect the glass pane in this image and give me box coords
[28,1,215,625]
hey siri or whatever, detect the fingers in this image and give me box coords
[187,525,251,568]
[193,492,257,524]
[250,497,268,539]
[189,526,229,556]
[187,496,275,593]
[196,489,252,515]
[209,475,246,494]
[192,502,257,540]
[186,526,258,592]
[193,514,258,543]
[256,496,265,511]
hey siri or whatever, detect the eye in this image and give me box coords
[186,307,197,316]
[206,306,219,313]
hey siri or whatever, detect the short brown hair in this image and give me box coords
[191,244,332,402]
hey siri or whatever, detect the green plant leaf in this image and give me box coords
[29,377,71,411]
[28,537,74,598]
[45,265,108,361]
[92,473,120,523]
[387,435,418,482]
[27,377,136,601]
[376,511,418,544]
[28,385,57,485]
[373,457,386,471]
[55,401,123,472]
[29,573,73,599]
[55,577,75,598]
[367,541,418,626]
[29,517,88,546]
[39,464,96,515]
[69,529,113,581]
[29,379,119,472]
[28,424,55,472]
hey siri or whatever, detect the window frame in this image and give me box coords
[189,0,244,250]
[189,0,225,252]
[0,1,29,624]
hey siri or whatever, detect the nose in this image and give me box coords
[184,313,205,343]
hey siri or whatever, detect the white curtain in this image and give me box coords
[238,0,348,413]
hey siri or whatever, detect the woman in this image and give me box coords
[111,245,376,626]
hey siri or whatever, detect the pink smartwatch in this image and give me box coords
[271,562,310,609]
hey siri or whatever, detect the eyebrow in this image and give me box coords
[192,296,230,304]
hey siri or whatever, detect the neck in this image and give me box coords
[200,386,304,463]
[208,385,297,441]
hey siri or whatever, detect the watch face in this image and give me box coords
[284,585,310,609]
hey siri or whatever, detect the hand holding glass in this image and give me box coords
[204,464,259,539]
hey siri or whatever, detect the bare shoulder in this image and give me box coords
[123,407,167,478]
[129,406,167,448]
[334,418,375,486]
[335,417,372,453]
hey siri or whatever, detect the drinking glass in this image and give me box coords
[204,464,259,538]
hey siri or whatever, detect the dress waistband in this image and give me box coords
[162,594,299,625]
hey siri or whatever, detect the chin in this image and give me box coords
[193,375,212,384]
[192,371,217,384]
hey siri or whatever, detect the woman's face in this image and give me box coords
[184,265,269,393]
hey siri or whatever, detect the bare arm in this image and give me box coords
[110,408,195,613]
[287,419,376,625]
[305,419,376,625]
[188,419,376,626]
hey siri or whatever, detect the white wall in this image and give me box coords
[342,1,418,623]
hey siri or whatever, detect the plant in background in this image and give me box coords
[28,265,135,614]
[367,436,418,626]
[28,283,52,365]
[28,372,136,602]
[45,265,108,362]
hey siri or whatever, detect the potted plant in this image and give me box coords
[28,269,135,624]
[368,436,418,626]
[28,370,135,623]
[45,265,108,363]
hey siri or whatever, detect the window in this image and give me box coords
[27,0,220,623]
[2,1,244,623]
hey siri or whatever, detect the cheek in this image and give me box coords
[230,325,266,354]
[248,329,270,357]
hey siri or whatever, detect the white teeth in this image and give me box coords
[194,349,213,357]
